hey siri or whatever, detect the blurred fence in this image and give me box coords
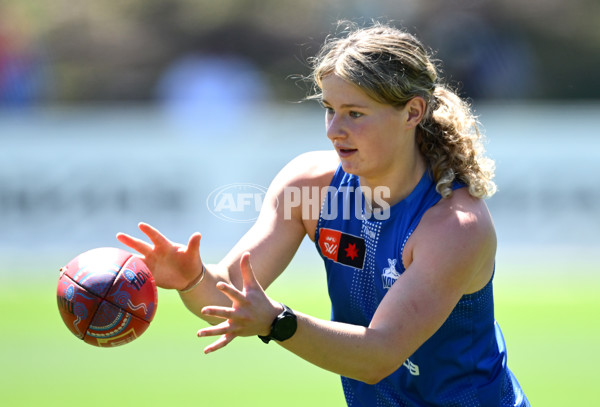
[1,102,599,271]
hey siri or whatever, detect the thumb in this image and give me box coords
[186,232,202,257]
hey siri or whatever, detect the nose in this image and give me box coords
[326,113,347,141]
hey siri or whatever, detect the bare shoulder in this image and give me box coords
[272,150,339,188]
[223,151,339,288]
[405,188,497,294]
[427,188,495,236]
[263,150,339,240]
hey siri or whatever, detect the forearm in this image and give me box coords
[179,263,234,325]
[277,311,404,385]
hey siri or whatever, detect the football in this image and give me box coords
[56,247,158,347]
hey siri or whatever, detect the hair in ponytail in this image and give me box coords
[309,21,497,199]
[419,85,496,198]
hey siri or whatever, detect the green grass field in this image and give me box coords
[1,260,598,406]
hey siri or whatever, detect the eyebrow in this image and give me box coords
[321,99,369,109]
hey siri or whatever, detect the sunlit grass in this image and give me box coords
[1,261,598,406]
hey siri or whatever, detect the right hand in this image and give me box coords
[198,252,282,353]
[116,222,204,291]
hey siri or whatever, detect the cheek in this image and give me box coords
[355,122,385,142]
[348,120,370,136]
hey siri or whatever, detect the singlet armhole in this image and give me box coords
[315,164,346,244]
[398,228,414,273]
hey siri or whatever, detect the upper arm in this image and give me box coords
[219,150,338,290]
[368,191,497,374]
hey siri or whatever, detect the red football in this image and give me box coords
[56,247,158,347]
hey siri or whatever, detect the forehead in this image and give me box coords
[320,74,373,104]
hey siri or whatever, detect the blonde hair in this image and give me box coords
[309,21,496,199]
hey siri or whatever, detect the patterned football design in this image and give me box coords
[56,247,158,347]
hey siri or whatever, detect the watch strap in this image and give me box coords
[258,303,297,344]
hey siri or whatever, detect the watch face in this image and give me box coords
[272,314,297,341]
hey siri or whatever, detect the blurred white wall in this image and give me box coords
[1,102,598,271]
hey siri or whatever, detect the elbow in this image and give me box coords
[356,364,399,385]
[361,375,385,386]
[360,371,391,385]
[352,338,410,384]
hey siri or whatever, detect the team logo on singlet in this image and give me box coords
[318,228,365,269]
[381,258,400,289]
[403,358,420,376]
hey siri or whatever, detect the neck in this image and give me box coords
[359,153,427,208]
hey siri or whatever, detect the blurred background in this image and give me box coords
[1,0,598,260]
[1,1,599,406]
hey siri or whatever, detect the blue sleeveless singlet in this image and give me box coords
[314,165,529,407]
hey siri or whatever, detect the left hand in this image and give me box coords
[116,223,204,291]
[197,252,281,354]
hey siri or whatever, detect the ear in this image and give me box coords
[405,97,427,128]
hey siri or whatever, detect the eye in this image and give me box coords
[321,104,334,116]
[349,111,363,119]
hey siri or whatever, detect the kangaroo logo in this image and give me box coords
[381,258,400,289]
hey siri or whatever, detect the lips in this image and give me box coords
[335,145,357,158]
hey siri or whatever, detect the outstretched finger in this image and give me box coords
[203,334,234,354]
[201,305,235,321]
[138,222,172,248]
[116,232,153,257]
[197,320,231,337]
[215,281,247,303]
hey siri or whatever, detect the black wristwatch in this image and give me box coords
[258,303,297,344]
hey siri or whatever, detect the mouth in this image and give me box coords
[336,147,357,158]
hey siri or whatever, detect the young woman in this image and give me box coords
[117,22,529,406]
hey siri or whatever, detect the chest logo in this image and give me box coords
[381,258,401,289]
[318,228,365,269]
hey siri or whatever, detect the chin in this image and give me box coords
[340,161,359,175]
